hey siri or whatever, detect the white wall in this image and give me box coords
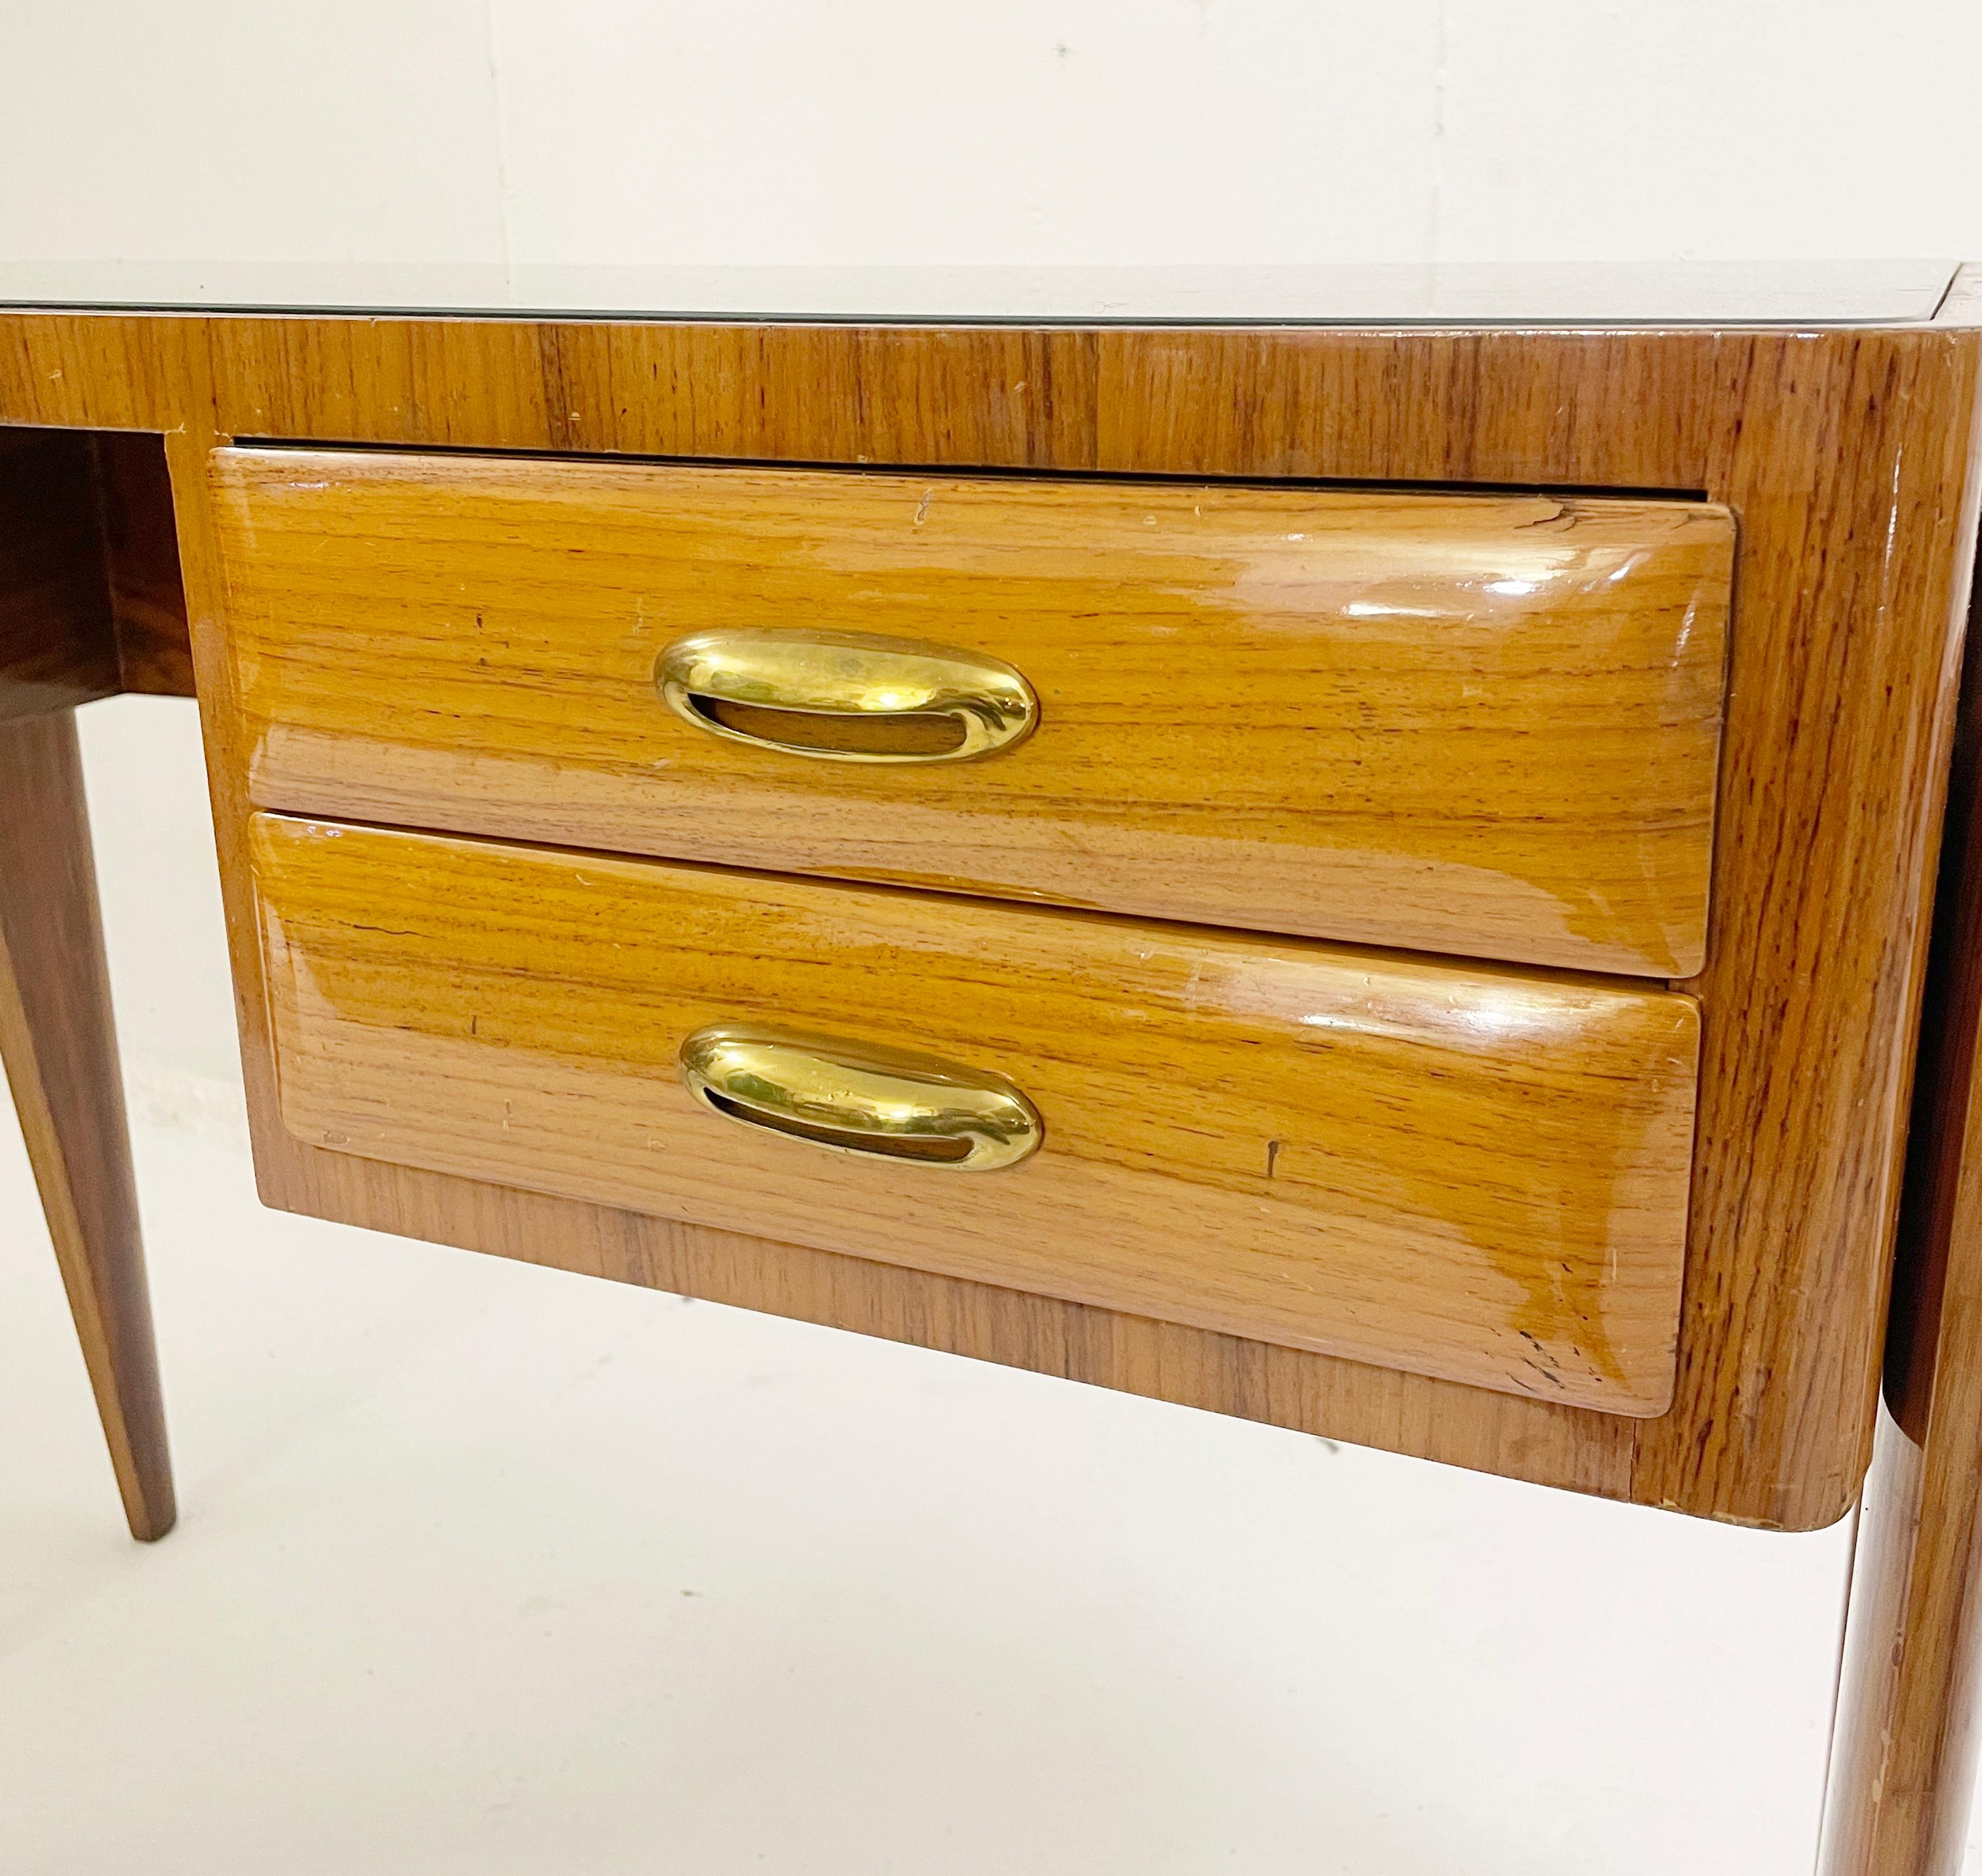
[5,1,1982,273]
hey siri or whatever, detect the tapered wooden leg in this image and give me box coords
[1822,1400,1982,1876]
[1821,567,1982,1873]
[0,710,174,1541]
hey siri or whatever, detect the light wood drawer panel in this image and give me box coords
[212,449,1732,977]
[248,813,1698,1413]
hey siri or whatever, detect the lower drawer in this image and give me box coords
[247,814,1699,1413]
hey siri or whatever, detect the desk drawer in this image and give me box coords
[248,813,1698,1412]
[213,448,1732,976]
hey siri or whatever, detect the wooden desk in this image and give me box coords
[2,263,1978,1872]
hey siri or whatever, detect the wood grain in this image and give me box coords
[89,431,191,697]
[0,429,119,718]
[211,448,1731,978]
[0,712,174,1539]
[1820,507,1982,1872]
[0,425,191,704]
[1824,1403,1982,1875]
[1823,1410,1982,1876]
[250,813,1697,1412]
[0,308,1971,1523]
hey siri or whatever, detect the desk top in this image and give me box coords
[0,259,1961,327]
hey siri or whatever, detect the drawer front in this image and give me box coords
[214,449,1732,977]
[248,814,1700,1413]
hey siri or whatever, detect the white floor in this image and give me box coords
[0,699,1933,1873]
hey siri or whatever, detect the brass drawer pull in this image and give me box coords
[655,629,1038,763]
[679,1024,1041,1170]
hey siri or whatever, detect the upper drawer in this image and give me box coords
[211,448,1734,976]
[248,813,1699,1414]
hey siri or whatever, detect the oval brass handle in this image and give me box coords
[655,629,1038,763]
[679,1024,1041,1171]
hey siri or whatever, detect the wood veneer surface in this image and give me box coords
[251,812,1699,1412]
[2,292,1976,1523]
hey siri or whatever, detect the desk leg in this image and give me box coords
[1823,1403,1982,1875]
[0,711,174,1541]
[1821,556,1982,1872]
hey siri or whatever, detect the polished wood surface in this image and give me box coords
[1823,1409,1982,1875]
[0,712,173,1540]
[250,813,1697,1412]
[90,431,192,697]
[0,307,1970,1523]
[212,449,1731,977]
[0,427,191,710]
[0,430,120,719]
[1888,550,1982,1453]
[1820,532,1982,1873]
[0,422,176,1538]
